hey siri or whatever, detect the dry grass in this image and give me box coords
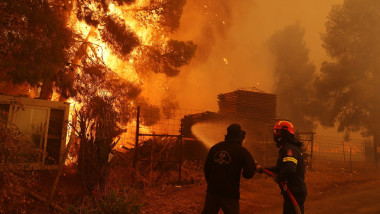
[2,138,378,214]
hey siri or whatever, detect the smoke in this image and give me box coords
[268,23,316,131]
[314,0,380,139]
[170,0,342,111]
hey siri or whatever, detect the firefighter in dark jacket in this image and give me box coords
[202,123,256,214]
[258,120,307,214]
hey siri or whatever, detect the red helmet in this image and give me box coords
[273,120,295,135]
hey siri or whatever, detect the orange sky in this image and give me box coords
[169,0,343,112]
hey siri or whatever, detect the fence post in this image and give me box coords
[364,140,367,169]
[342,140,346,162]
[178,122,183,185]
[133,106,140,169]
[310,133,314,170]
[265,134,269,166]
[375,139,378,170]
[150,138,154,184]
[350,147,352,173]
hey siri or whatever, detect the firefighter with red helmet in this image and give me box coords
[258,120,307,214]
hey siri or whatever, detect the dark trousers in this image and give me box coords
[202,192,239,214]
[282,192,306,214]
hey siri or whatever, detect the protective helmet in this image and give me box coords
[273,120,295,136]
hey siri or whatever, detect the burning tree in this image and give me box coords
[74,96,124,191]
[315,0,380,153]
[1,0,196,191]
[0,0,75,98]
[268,23,316,130]
[1,0,196,100]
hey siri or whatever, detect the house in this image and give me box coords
[0,95,70,170]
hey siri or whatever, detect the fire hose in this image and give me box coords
[261,168,302,214]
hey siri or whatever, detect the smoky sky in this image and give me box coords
[170,0,342,112]
[268,23,316,131]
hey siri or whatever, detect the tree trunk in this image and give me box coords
[374,133,380,166]
[39,79,53,100]
[57,26,96,101]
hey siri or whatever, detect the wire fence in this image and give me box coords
[112,105,378,185]
[115,104,212,185]
[114,104,279,184]
[311,135,376,171]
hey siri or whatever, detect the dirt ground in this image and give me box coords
[140,168,380,214]
[17,164,379,213]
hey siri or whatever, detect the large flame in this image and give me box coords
[66,0,176,147]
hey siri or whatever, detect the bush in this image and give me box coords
[98,189,142,214]
[0,117,40,213]
[66,187,143,214]
[0,119,41,165]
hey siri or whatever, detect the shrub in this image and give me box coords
[0,117,40,213]
[65,187,143,214]
[98,189,142,214]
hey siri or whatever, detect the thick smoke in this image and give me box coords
[170,0,342,111]
[268,23,316,131]
[315,0,380,141]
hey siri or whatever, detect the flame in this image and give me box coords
[66,0,177,147]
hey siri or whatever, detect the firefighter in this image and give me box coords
[202,123,256,214]
[257,120,307,214]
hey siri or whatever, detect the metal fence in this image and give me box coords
[114,105,378,185]
[115,105,279,184]
[311,135,375,171]
[115,104,210,185]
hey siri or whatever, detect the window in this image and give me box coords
[45,109,65,165]
[13,107,49,162]
[0,104,10,123]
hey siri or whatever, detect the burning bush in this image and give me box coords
[71,95,125,192]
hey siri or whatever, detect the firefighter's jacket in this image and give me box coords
[267,142,307,195]
[204,141,256,199]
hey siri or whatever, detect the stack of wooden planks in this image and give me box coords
[217,90,276,121]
